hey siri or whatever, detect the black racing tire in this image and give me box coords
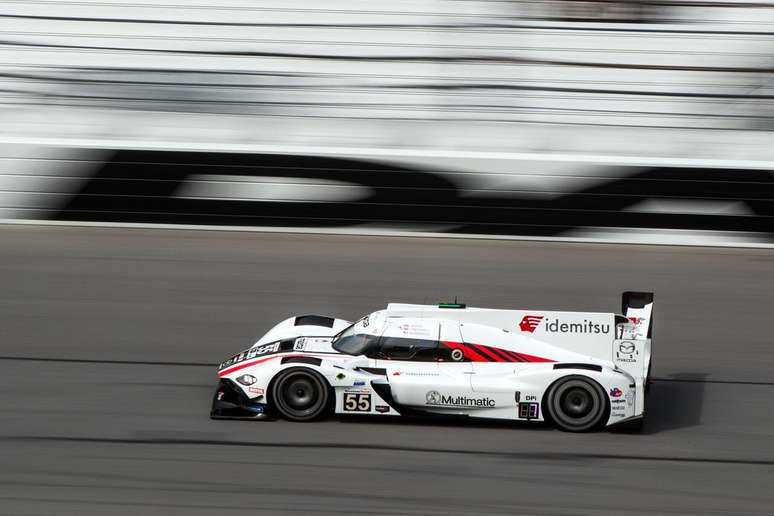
[545,375,608,432]
[270,367,330,422]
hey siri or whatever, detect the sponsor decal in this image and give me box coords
[375,405,390,413]
[612,411,626,418]
[217,390,225,401]
[219,342,281,370]
[236,374,257,386]
[626,390,634,407]
[248,386,264,395]
[609,388,623,398]
[518,402,540,420]
[615,341,639,363]
[392,372,401,376]
[343,393,372,412]
[362,315,370,328]
[611,399,626,404]
[425,390,496,408]
[293,338,305,351]
[519,315,544,333]
[353,380,366,386]
[624,316,648,339]
[426,390,442,404]
[544,318,610,335]
[519,316,610,335]
[397,323,432,337]
[525,394,538,401]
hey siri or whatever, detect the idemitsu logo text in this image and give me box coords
[545,318,610,334]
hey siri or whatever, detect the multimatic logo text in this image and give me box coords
[425,390,496,408]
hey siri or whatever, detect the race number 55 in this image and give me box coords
[343,393,371,412]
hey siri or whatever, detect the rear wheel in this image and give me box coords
[546,375,608,432]
[271,368,330,422]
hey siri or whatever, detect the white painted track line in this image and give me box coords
[2,219,774,249]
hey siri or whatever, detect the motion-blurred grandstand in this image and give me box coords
[2,0,774,157]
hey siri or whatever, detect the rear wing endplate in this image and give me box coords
[614,291,654,416]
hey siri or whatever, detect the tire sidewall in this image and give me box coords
[270,367,331,422]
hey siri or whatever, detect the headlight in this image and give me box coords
[236,374,257,386]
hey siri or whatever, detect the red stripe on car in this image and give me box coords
[442,341,554,363]
[469,343,504,362]
[486,346,520,362]
[441,341,488,362]
[512,351,555,363]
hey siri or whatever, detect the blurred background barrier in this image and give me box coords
[2,0,774,243]
[2,146,774,244]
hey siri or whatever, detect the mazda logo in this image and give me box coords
[619,342,635,354]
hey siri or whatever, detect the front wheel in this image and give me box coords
[545,375,608,432]
[271,368,331,422]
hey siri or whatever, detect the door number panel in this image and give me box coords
[343,393,372,412]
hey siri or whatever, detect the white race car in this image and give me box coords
[211,292,653,431]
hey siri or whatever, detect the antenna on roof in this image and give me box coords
[439,296,466,309]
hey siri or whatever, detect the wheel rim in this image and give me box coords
[549,377,606,431]
[273,370,328,421]
[560,388,593,418]
[284,378,317,410]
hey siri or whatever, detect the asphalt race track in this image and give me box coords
[1,225,773,515]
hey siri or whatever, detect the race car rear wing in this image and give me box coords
[614,292,653,372]
[613,291,653,416]
[621,291,654,341]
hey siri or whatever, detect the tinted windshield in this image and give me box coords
[332,324,376,356]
